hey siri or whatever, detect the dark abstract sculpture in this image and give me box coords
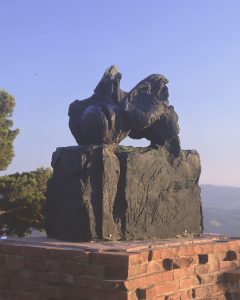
[45,66,203,241]
[69,65,180,156]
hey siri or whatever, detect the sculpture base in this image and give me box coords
[45,145,203,241]
[0,235,239,299]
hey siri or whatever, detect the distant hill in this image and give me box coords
[201,184,240,235]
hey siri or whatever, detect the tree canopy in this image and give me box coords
[0,168,52,236]
[0,89,19,171]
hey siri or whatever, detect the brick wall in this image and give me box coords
[0,236,239,300]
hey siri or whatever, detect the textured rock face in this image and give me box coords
[45,145,202,241]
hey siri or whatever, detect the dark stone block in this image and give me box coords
[45,144,203,241]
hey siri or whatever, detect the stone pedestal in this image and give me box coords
[0,235,239,299]
[45,145,203,241]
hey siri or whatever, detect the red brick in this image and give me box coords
[165,294,181,300]
[0,277,10,289]
[194,264,209,275]
[195,263,218,275]
[24,256,42,270]
[215,251,228,261]
[0,265,18,277]
[48,248,70,259]
[48,248,89,263]
[100,279,126,291]
[124,291,138,300]
[128,262,148,277]
[212,242,229,252]
[124,276,148,291]
[147,260,164,273]
[5,254,24,268]
[194,284,217,298]
[74,275,101,288]
[84,263,105,277]
[62,261,82,275]
[70,253,91,264]
[128,251,149,265]
[64,286,96,298]
[156,280,179,295]
[192,255,199,264]
[173,257,194,268]
[196,272,218,285]
[48,272,74,285]
[24,257,63,272]
[219,260,238,271]
[104,265,129,279]
[90,252,130,266]
[136,286,158,300]
[179,276,197,289]
[15,268,35,280]
[193,243,213,255]
[0,243,24,255]
[33,271,49,282]
[65,286,131,300]
[228,240,240,251]
[147,270,173,286]
[2,238,240,300]
[179,290,195,300]
[105,290,137,300]
[107,263,148,280]
[173,266,194,279]
[23,246,48,257]
[177,245,195,257]
[0,289,11,300]
[208,263,219,273]
[11,279,40,292]
[208,253,218,263]
[0,253,4,265]
[63,260,104,277]
[12,291,41,300]
[101,276,149,295]
[151,247,179,260]
[39,283,65,299]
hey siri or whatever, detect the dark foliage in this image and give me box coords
[0,168,52,236]
[0,89,19,171]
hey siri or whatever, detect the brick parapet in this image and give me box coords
[0,235,239,299]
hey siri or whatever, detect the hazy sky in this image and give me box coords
[0,0,240,187]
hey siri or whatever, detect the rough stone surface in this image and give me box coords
[45,144,202,241]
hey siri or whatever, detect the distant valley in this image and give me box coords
[201,184,240,235]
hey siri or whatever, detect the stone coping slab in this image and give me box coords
[0,234,237,253]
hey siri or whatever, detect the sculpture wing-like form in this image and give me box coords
[68,66,180,155]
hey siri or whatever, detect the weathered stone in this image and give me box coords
[45,145,202,241]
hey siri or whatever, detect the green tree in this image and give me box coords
[0,168,52,236]
[0,89,19,171]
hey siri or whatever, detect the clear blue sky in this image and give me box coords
[0,0,240,187]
